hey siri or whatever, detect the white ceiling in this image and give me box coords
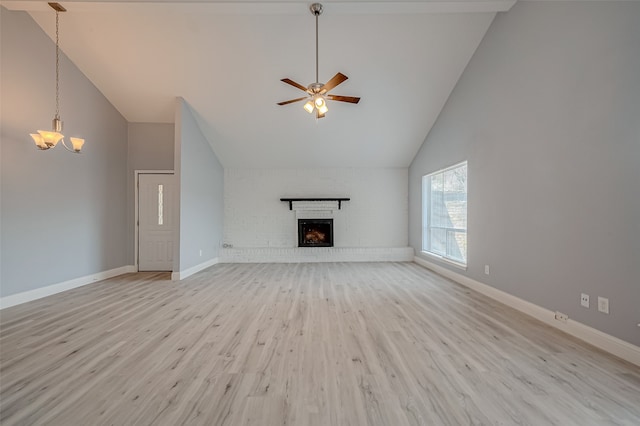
[4,1,514,168]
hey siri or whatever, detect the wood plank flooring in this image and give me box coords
[1,262,639,425]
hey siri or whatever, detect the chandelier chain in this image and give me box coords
[55,10,60,119]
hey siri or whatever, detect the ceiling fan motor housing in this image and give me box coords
[308,82,323,94]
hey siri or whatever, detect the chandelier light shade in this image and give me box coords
[31,2,85,154]
[69,137,85,152]
[30,129,63,149]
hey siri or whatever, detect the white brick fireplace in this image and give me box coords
[221,168,413,262]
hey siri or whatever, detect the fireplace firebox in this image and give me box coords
[298,219,333,247]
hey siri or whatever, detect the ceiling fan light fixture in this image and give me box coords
[303,100,315,113]
[277,3,360,118]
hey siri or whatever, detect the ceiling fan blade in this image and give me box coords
[277,97,308,106]
[316,110,325,119]
[327,95,360,104]
[281,78,309,92]
[321,72,348,93]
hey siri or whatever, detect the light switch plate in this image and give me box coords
[598,297,609,314]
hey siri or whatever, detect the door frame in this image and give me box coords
[134,170,175,271]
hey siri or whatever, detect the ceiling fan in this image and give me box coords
[277,3,360,119]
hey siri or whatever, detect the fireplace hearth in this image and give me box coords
[298,219,333,247]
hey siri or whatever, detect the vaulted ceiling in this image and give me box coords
[5,0,515,167]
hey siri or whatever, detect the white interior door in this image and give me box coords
[138,173,174,271]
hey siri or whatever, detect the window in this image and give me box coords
[422,162,467,266]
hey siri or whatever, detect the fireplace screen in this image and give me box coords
[298,219,334,247]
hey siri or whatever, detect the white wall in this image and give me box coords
[126,122,175,263]
[224,168,408,248]
[128,123,175,172]
[409,1,640,346]
[1,8,129,298]
[174,99,224,273]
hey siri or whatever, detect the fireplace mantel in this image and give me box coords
[280,198,350,210]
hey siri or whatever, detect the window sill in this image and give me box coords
[420,251,467,271]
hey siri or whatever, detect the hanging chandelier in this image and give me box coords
[30,2,85,153]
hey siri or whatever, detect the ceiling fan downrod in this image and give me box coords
[311,3,323,84]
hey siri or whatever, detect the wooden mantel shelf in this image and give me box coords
[280,198,350,210]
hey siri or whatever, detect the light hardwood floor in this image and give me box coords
[1,262,639,425]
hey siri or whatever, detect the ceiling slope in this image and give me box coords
[5,1,513,167]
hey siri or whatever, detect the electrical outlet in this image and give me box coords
[598,297,609,314]
[580,293,590,308]
[199,249,203,257]
[554,311,569,322]
[484,265,490,275]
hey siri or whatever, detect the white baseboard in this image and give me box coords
[171,257,219,281]
[413,256,640,367]
[0,265,136,310]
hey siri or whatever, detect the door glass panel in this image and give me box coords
[158,184,164,225]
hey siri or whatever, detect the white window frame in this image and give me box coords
[422,161,468,269]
